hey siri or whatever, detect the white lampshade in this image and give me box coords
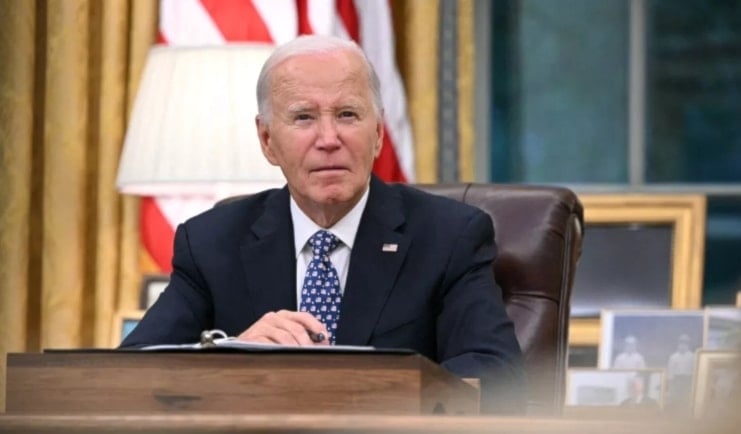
[116,44,285,197]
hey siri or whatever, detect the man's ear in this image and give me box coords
[373,115,384,158]
[256,116,279,166]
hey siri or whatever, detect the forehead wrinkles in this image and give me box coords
[273,79,372,116]
[270,54,372,109]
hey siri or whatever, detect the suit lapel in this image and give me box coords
[336,177,409,345]
[240,188,297,318]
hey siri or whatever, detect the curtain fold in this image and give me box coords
[0,2,37,411]
[42,0,91,348]
[0,0,37,411]
[119,0,160,314]
[93,0,133,348]
[457,0,474,181]
[392,0,440,183]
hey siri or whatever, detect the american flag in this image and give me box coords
[141,0,414,273]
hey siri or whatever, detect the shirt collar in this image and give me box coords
[290,185,370,258]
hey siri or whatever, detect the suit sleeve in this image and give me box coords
[119,223,213,347]
[436,210,527,414]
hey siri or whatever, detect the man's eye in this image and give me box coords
[295,114,312,121]
[339,111,357,118]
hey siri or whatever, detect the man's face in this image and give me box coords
[629,378,644,397]
[625,341,637,353]
[256,49,383,214]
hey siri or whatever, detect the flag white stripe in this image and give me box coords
[160,0,225,45]
[353,0,415,181]
[253,0,298,44]
[307,0,334,35]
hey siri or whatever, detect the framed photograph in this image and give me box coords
[599,309,705,413]
[704,306,741,350]
[692,351,740,419]
[110,310,145,347]
[139,273,169,309]
[599,309,705,369]
[566,368,665,409]
[570,194,706,346]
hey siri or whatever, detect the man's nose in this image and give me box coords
[315,116,341,149]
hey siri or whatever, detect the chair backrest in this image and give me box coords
[415,183,584,415]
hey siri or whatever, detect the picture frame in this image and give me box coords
[566,368,665,409]
[599,309,705,413]
[110,309,145,347]
[692,350,739,419]
[703,306,741,350]
[599,309,705,370]
[139,273,169,309]
[570,194,706,346]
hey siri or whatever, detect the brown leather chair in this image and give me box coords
[415,183,584,415]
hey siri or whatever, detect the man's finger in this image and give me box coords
[276,310,329,342]
[238,311,327,346]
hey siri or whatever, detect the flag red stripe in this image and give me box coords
[199,0,273,42]
[140,197,175,272]
[336,0,360,43]
[296,0,313,35]
[374,127,407,182]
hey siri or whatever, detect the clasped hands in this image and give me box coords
[237,310,329,346]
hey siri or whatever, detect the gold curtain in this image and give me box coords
[392,0,440,183]
[457,0,474,181]
[0,0,156,410]
[391,0,475,182]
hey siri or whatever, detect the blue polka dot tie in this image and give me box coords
[299,230,342,344]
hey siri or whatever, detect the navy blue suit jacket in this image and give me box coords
[122,176,525,412]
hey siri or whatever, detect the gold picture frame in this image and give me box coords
[570,194,707,346]
[692,350,739,419]
[110,309,145,347]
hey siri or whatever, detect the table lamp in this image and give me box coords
[116,44,285,199]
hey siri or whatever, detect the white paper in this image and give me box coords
[141,337,376,352]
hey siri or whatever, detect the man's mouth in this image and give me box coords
[312,166,347,173]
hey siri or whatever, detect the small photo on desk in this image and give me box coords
[599,309,705,370]
[692,350,740,419]
[599,309,705,414]
[566,368,665,408]
[703,306,741,350]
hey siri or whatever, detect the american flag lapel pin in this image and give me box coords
[382,243,398,252]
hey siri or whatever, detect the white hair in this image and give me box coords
[256,35,383,124]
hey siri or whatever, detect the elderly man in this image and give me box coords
[122,35,525,413]
[613,335,646,369]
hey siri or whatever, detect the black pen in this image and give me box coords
[307,330,326,343]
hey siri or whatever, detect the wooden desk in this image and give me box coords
[6,351,478,415]
[0,414,710,434]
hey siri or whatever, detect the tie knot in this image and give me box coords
[308,230,340,257]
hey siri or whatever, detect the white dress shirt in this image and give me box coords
[613,352,647,369]
[667,350,695,378]
[290,187,369,308]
